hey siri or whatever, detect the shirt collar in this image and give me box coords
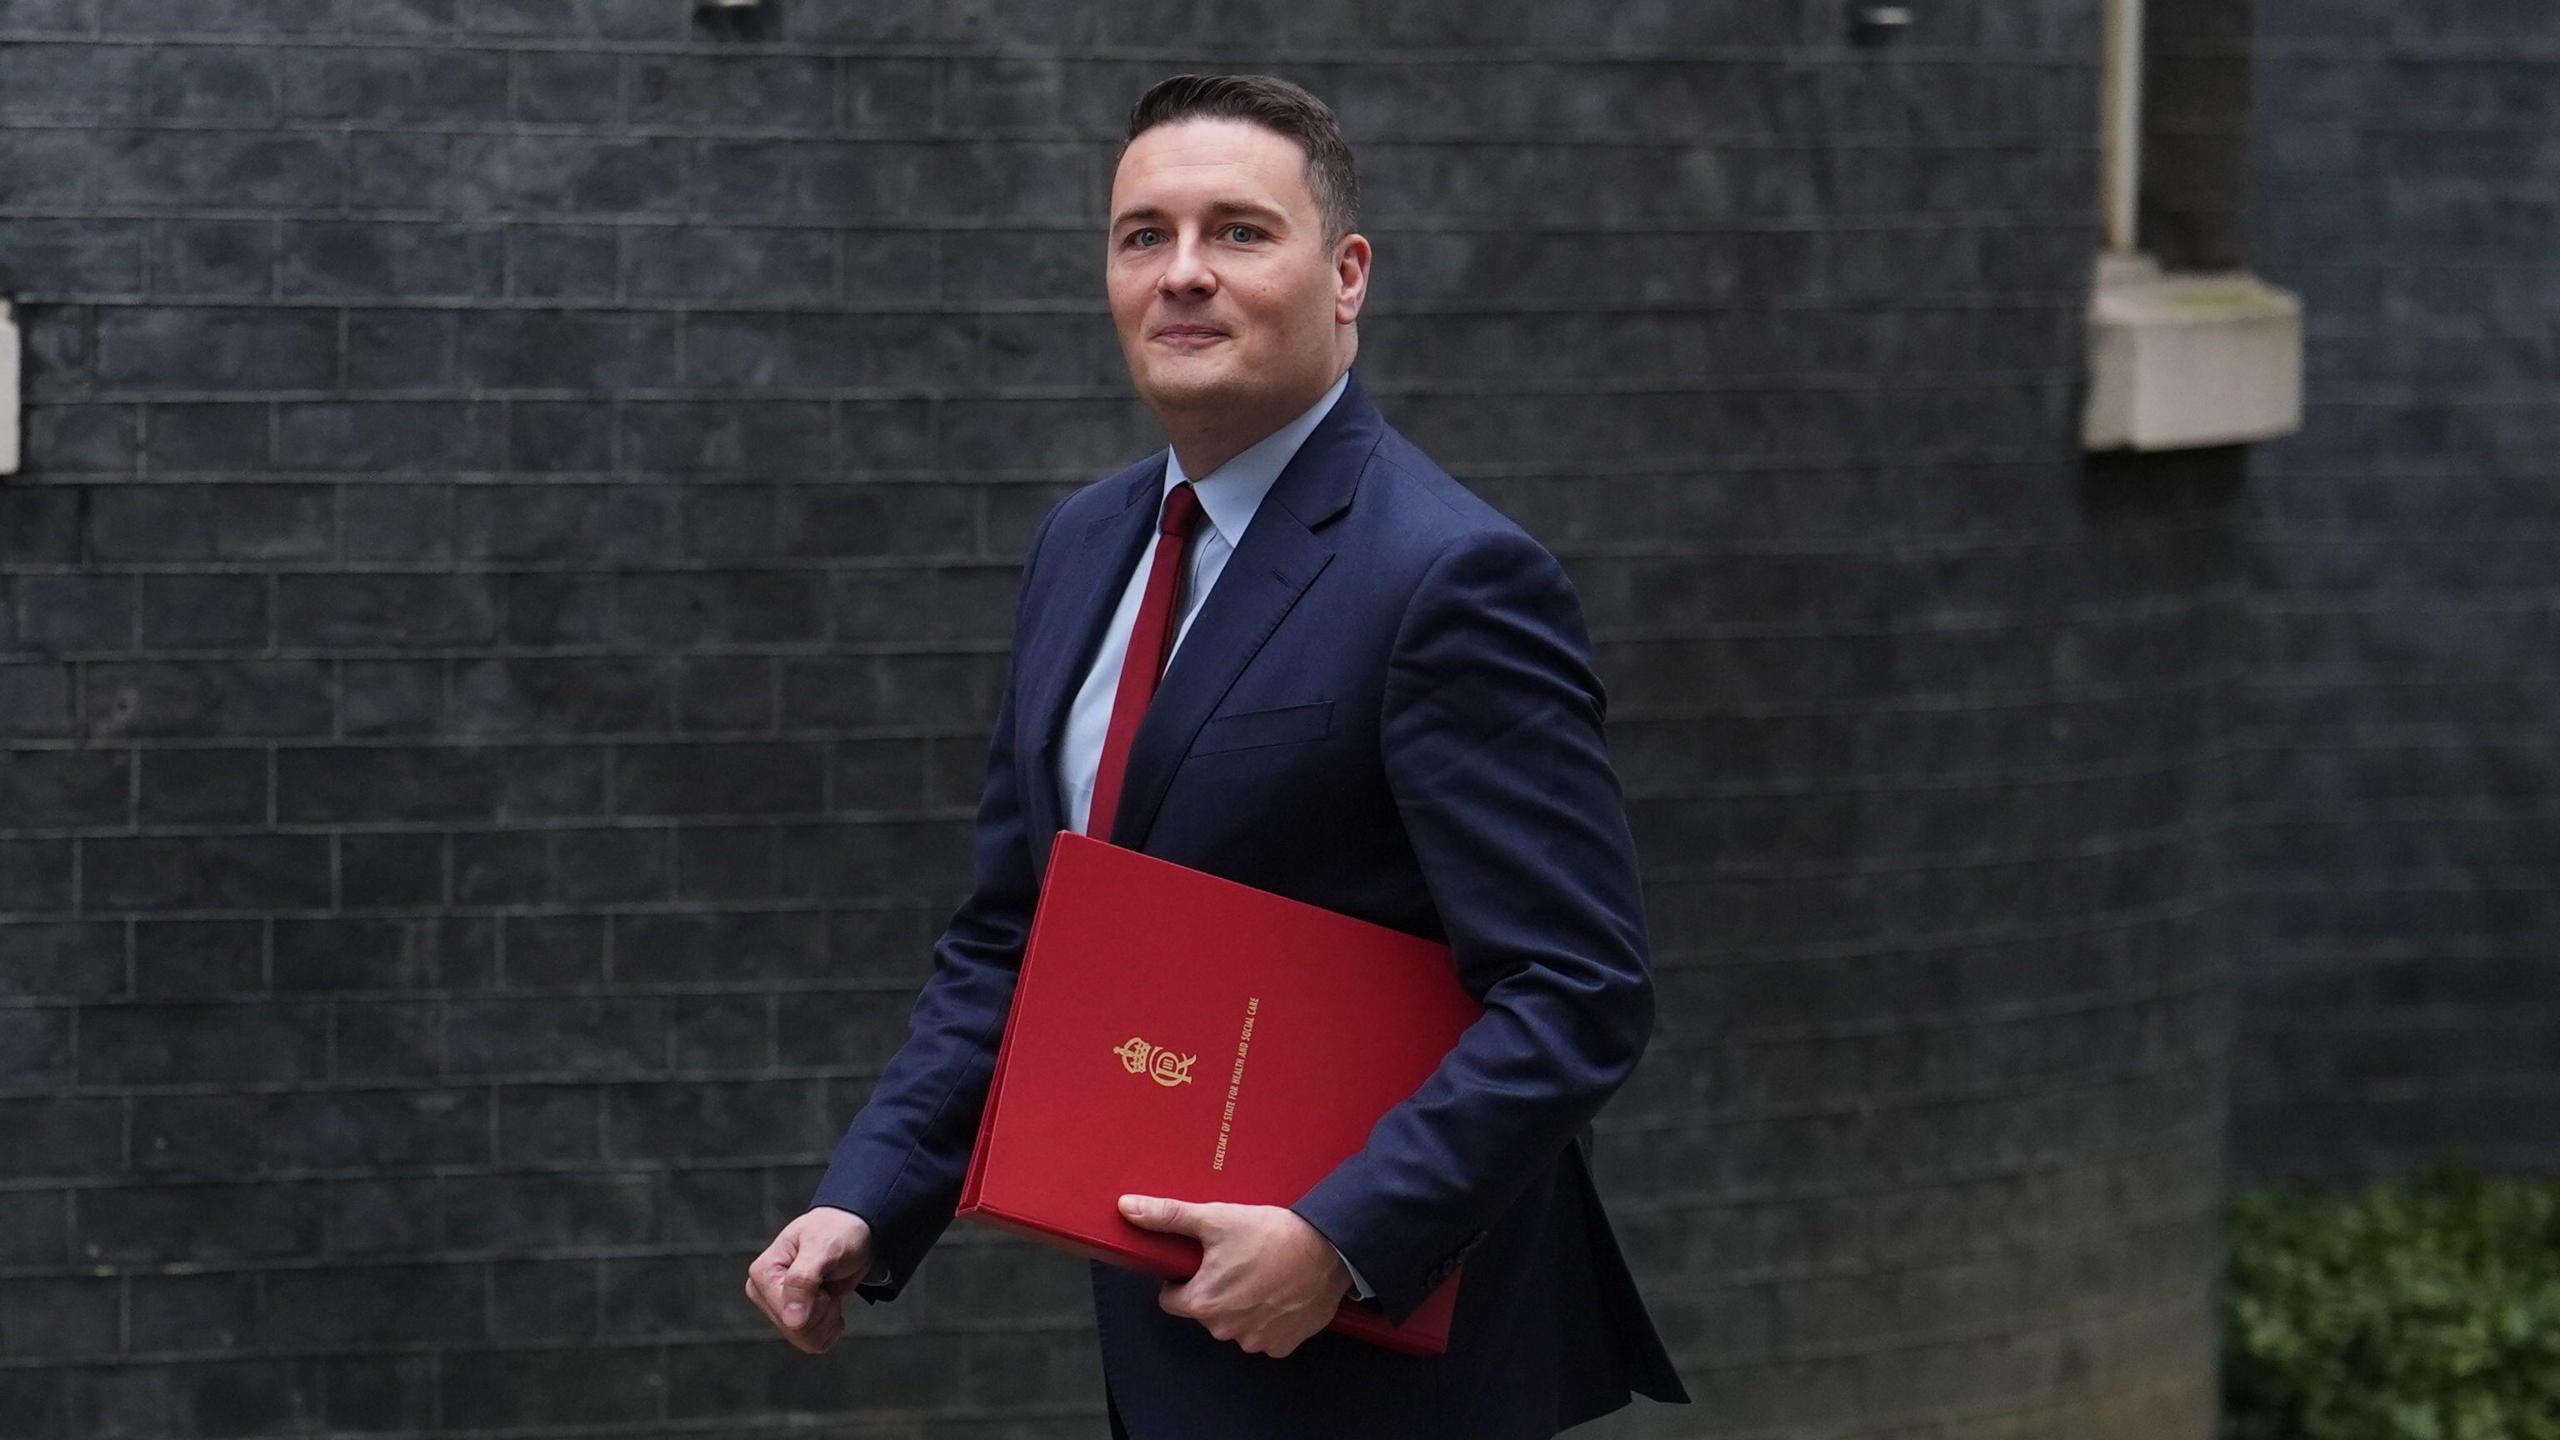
[1162,369,1351,548]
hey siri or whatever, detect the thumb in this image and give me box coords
[1118,1194,1209,1236]
[778,1237,838,1326]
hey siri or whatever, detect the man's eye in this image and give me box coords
[1126,229,1163,248]
[1224,225,1260,243]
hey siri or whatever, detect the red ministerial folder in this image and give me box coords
[954,832,1483,1356]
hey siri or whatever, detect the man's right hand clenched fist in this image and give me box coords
[744,1208,874,1354]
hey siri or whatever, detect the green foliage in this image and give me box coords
[2224,1161,2560,1440]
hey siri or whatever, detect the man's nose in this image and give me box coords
[1160,236,1217,297]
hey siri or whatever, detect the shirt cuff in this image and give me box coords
[832,1207,890,1286]
[1333,1243,1374,1301]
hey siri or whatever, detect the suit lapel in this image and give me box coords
[1020,460,1161,854]
[1103,372,1384,849]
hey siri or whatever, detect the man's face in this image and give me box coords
[1106,117,1368,426]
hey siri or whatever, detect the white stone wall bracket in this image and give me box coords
[2083,252,2304,451]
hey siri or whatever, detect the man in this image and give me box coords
[744,73,1691,1439]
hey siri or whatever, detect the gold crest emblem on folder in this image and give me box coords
[1112,1036,1196,1087]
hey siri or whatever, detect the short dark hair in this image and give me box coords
[1124,73,1359,248]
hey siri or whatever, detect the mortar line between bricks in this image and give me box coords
[1612,1160,2221,1242]
[13,575,2247,646]
[29,809,2227,871]
[0,966,2228,1078]
[0,588,2250,655]
[2236,866,2560,895]
[1644,809,2230,877]
[1,529,2237,570]
[2238,1011,2560,1037]
[2234,951,2560,980]
[1595,586,2252,638]
[2255,38,2560,62]
[2143,121,2259,139]
[1650,892,2230,968]
[2247,577,2560,594]
[0,203,2105,233]
[2242,672,2560,695]
[0,729,987,753]
[0,671,2250,752]
[0,114,2111,151]
[2305,390,2560,408]
[1607,661,2250,722]
[1651,1273,2219,1374]
[11,807,975,838]
[0,292,2108,315]
[2,447,2089,481]
[1606,1110,2228,1208]
[2,1232,1112,1282]
[2231,801,2560,822]
[2257,1076,2560,1106]
[2348,120,2560,139]
[1621,738,2245,800]
[1647,977,2231,1055]
[2253,464,2560,481]
[2274,253,2560,274]
[0,33,2110,64]
[0,1316,1107,1371]
[12,1277,2213,1392]
[33,373,2086,403]
[0,909,968,934]
[1859,1344,2219,1435]
[0,891,2227,994]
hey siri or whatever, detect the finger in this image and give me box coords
[744,1236,792,1301]
[744,1263,791,1330]
[1156,1279,1194,1320]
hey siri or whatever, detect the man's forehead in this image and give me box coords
[1111,118,1314,216]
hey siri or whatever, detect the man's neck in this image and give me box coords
[1161,367,1348,480]
[1167,418,1290,482]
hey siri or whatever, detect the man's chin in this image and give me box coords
[1133,360,1250,414]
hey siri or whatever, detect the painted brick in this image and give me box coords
[512,50,620,126]
[280,48,511,124]
[0,4,2260,1436]
[2230,0,2560,1182]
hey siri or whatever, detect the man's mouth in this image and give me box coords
[1153,325,1228,345]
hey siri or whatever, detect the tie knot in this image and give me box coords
[1158,481,1203,539]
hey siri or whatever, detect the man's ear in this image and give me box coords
[1334,233,1372,325]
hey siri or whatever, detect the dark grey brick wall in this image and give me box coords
[2141,0,2255,271]
[2231,3,2560,1181]
[0,2,2232,1435]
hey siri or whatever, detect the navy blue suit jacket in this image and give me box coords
[812,371,1690,1438]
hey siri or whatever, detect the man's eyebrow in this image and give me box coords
[1109,199,1292,230]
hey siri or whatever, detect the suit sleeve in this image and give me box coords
[1288,525,1654,1325]
[807,500,1064,1304]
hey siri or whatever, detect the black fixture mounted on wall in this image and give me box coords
[694,0,778,37]
[1850,4,1915,45]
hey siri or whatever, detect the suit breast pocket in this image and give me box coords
[1188,700,1334,757]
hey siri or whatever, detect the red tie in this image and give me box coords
[1086,482,1206,838]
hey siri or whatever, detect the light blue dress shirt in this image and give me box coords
[1058,368,1351,838]
[860,369,1377,1303]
